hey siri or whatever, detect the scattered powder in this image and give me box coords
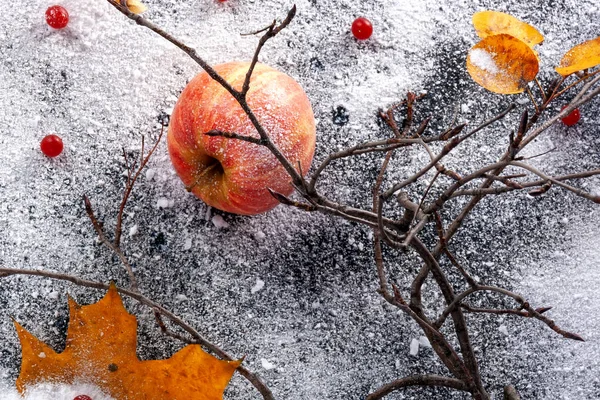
[251,278,265,294]
[211,215,229,229]
[469,48,500,74]
[0,382,115,400]
[409,338,419,356]
[0,0,599,399]
[261,359,276,370]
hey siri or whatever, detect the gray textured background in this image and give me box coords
[1,0,599,398]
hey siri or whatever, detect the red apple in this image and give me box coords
[167,62,316,215]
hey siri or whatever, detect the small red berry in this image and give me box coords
[45,5,69,29]
[73,396,92,400]
[40,134,64,157]
[352,17,373,40]
[561,105,581,127]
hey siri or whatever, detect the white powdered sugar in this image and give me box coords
[469,48,500,73]
[0,0,599,399]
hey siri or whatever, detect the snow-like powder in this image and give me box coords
[0,382,113,400]
[469,48,499,73]
[1,0,599,399]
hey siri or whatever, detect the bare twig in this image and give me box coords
[204,129,263,145]
[435,285,584,341]
[535,78,547,103]
[309,137,425,193]
[521,74,600,148]
[452,168,600,197]
[504,385,521,400]
[0,267,275,400]
[553,68,600,99]
[383,137,460,199]
[461,304,551,317]
[526,86,540,114]
[510,161,600,203]
[411,238,487,397]
[366,374,469,400]
[84,195,138,291]
[241,6,297,96]
[115,126,165,246]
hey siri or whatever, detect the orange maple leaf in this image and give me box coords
[14,284,241,399]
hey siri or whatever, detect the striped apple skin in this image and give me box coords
[167,62,316,215]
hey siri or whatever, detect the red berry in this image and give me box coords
[40,134,64,157]
[45,5,69,29]
[352,17,373,40]
[73,396,92,400]
[561,105,581,127]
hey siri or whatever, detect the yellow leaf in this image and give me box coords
[555,36,600,76]
[15,283,241,400]
[126,0,148,14]
[467,34,539,94]
[113,0,148,14]
[472,11,544,48]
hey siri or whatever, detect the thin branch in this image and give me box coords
[510,161,600,203]
[553,68,600,99]
[375,195,406,249]
[425,161,512,214]
[154,310,196,344]
[444,249,478,289]
[402,217,429,247]
[521,146,556,160]
[308,137,425,193]
[383,137,460,199]
[84,195,138,291]
[410,238,486,396]
[526,86,540,114]
[373,234,390,297]
[452,168,600,197]
[521,74,600,148]
[204,129,263,145]
[435,285,584,341]
[268,188,317,211]
[115,126,165,246]
[375,280,476,388]
[461,303,552,317]
[534,78,547,103]
[316,195,406,232]
[241,6,297,96]
[366,374,469,400]
[276,196,406,243]
[481,173,524,189]
[414,171,441,221]
[0,267,275,400]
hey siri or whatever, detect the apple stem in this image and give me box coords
[185,162,220,192]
